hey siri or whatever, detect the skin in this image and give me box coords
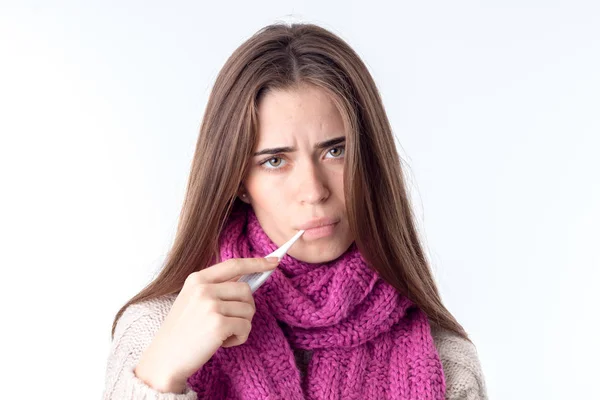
[239,83,354,264]
[134,84,356,393]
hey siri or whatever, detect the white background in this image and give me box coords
[1,1,598,399]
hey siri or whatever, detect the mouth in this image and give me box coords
[296,217,339,231]
[300,221,338,240]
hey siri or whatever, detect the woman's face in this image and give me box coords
[240,84,354,263]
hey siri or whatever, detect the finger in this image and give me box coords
[222,334,246,348]
[215,300,255,320]
[212,282,255,307]
[218,316,251,346]
[226,274,242,282]
[199,257,278,283]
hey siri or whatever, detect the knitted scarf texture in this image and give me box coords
[187,205,446,399]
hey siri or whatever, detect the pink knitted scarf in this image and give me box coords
[187,205,446,399]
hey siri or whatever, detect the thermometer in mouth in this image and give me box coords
[237,229,305,292]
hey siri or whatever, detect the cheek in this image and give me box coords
[330,168,345,196]
[245,174,289,206]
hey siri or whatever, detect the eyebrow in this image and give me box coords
[253,136,346,157]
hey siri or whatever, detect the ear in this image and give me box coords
[237,186,251,204]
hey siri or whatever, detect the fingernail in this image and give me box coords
[266,257,279,264]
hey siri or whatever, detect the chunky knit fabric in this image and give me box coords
[186,205,446,399]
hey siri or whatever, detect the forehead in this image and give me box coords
[256,85,344,143]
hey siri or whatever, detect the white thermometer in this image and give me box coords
[237,229,305,292]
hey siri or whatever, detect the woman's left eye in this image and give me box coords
[326,146,345,158]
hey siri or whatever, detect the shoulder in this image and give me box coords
[430,324,489,400]
[103,294,196,400]
[109,294,179,364]
[113,293,178,341]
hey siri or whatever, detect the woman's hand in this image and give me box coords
[134,257,279,393]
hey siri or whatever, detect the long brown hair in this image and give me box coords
[111,22,471,343]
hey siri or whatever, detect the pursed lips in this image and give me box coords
[296,217,339,231]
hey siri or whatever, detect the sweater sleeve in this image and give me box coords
[430,325,489,400]
[102,302,197,400]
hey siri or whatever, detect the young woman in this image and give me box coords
[103,22,488,400]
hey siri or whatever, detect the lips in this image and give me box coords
[297,217,339,231]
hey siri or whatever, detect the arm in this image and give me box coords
[430,324,489,400]
[102,302,197,400]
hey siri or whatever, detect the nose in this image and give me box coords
[296,161,330,205]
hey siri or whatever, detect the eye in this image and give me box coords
[261,156,286,169]
[326,146,345,158]
[258,145,345,173]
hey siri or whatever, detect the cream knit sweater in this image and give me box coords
[102,294,488,400]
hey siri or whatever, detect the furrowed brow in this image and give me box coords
[253,136,345,157]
